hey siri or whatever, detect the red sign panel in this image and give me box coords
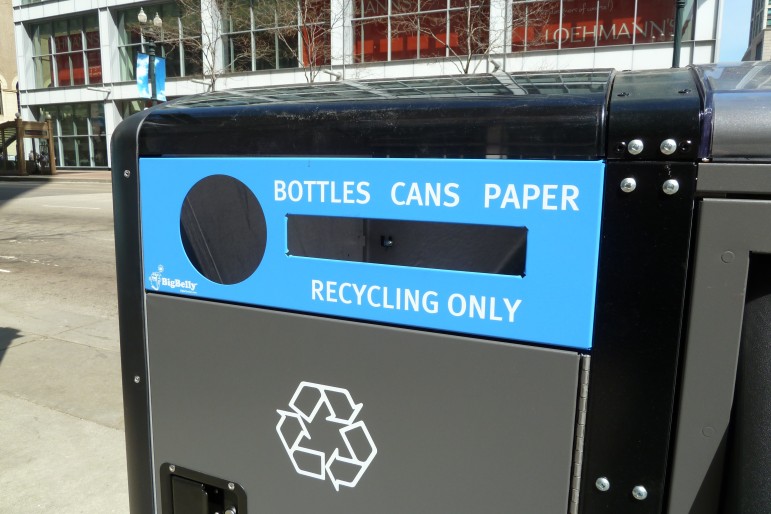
[513,0,690,50]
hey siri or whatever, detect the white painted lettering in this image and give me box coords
[484,183,501,208]
[367,285,381,307]
[501,184,521,209]
[311,279,323,300]
[326,281,337,303]
[448,293,466,317]
[504,298,523,323]
[391,182,406,205]
[562,185,579,211]
[339,283,352,304]
[357,182,371,204]
[522,184,540,209]
[423,291,439,314]
[542,184,558,210]
[444,183,460,207]
[275,180,287,201]
[489,297,503,321]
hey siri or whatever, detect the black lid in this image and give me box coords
[138,71,612,160]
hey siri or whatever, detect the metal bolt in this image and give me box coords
[225,508,237,514]
[228,482,236,491]
[169,464,176,473]
[620,178,637,193]
[628,139,644,155]
[595,477,611,492]
[632,485,648,500]
[663,179,680,195]
[660,139,677,155]
[134,375,141,384]
[123,170,131,178]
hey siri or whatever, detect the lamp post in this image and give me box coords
[672,1,686,68]
[138,7,163,102]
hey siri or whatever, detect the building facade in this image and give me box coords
[744,0,771,60]
[1,0,19,126]
[13,0,723,169]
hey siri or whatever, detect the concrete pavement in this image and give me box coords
[0,181,129,513]
[0,169,112,184]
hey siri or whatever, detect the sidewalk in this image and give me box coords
[0,168,112,184]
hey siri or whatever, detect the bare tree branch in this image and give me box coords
[389,0,552,74]
[167,0,255,91]
[254,0,335,83]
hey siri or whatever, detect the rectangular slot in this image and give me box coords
[287,215,527,276]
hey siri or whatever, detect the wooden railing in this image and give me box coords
[0,117,57,176]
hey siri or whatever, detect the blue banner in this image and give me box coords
[154,56,166,101]
[136,53,150,99]
[140,157,605,349]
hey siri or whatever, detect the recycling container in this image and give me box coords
[111,61,771,514]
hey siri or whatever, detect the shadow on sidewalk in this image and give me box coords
[0,327,22,356]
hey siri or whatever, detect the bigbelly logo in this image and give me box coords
[148,265,198,293]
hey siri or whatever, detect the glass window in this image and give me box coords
[354,0,488,63]
[31,15,102,88]
[221,0,310,73]
[117,3,200,81]
[38,103,106,168]
[513,0,695,52]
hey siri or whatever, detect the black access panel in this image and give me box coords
[111,65,771,514]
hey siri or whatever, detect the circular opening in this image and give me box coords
[180,175,267,285]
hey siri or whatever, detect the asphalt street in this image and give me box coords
[0,180,129,512]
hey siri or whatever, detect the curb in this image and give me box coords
[0,174,112,184]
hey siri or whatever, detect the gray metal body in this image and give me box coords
[668,164,771,513]
[147,294,581,513]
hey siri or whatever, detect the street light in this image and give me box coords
[138,7,163,102]
[672,0,686,68]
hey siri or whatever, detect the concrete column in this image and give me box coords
[99,7,118,84]
[201,0,224,88]
[331,0,353,66]
[103,100,121,169]
[14,20,35,92]
[489,0,512,62]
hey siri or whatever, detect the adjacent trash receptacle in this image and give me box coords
[111,62,771,514]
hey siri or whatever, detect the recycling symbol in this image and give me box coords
[276,382,378,491]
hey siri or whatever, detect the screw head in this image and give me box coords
[663,179,680,195]
[225,509,237,514]
[134,375,141,384]
[628,139,644,155]
[228,482,236,491]
[620,178,637,193]
[632,485,648,500]
[596,477,611,492]
[169,464,176,473]
[123,170,131,178]
[660,139,677,155]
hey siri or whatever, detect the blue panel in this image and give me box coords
[136,53,150,99]
[140,157,604,349]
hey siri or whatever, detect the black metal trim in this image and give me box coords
[579,162,697,513]
[159,463,247,514]
[111,108,156,514]
[607,69,701,162]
